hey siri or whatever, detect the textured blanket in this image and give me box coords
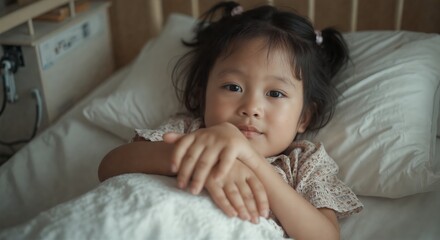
[0,174,286,239]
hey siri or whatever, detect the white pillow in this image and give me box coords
[83,14,195,140]
[313,31,440,198]
[83,14,440,198]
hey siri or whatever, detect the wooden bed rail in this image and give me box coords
[109,0,440,68]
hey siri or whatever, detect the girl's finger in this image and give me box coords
[177,143,205,189]
[206,182,237,218]
[247,176,269,218]
[224,184,251,222]
[190,147,221,194]
[163,132,185,144]
[169,134,195,173]
[214,147,237,181]
[237,180,260,224]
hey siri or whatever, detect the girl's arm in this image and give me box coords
[98,140,176,182]
[252,158,339,240]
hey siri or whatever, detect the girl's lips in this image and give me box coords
[237,125,262,139]
[240,130,261,138]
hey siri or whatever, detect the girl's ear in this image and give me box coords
[297,106,313,133]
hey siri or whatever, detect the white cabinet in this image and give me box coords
[0,1,114,149]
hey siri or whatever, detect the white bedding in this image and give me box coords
[0,174,285,240]
[2,174,440,240]
[0,63,439,239]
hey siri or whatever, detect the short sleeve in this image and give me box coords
[133,114,202,142]
[290,141,363,218]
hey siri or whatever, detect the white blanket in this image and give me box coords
[0,174,286,240]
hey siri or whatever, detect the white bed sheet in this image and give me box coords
[0,66,129,229]
[0,65,439,239]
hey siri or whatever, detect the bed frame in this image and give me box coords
[108,0,440,68]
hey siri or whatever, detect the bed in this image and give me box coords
[1,0,439,239]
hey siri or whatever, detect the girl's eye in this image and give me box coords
[267,91,286,98]
[223,84,242,92]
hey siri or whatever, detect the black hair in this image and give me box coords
[172,1,349,133]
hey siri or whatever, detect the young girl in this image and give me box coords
[98,1,363,239]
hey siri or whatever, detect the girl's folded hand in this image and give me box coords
[204,161,269,223]
[163,122,260,195]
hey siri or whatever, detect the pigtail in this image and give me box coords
[301,27,348,132]
[185,1,241,47]
[318,28,349,78]
[200,1,241,21]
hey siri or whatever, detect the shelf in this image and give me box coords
[0,0,77,34]
[0,1,110,46]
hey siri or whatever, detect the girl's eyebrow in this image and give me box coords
[217,68,244,77]
[269,75,296,86]
[217,68,296,88]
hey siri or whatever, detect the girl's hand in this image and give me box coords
[163,122,259,195]
[205,161,269,224]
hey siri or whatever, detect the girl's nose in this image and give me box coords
[239,95,263,118]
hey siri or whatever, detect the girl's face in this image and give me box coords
[204,37,309,157]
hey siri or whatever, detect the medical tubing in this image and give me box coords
[0,59,11,115]
[32,89,42,129]
[0,74,6,115]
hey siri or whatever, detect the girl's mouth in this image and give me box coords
[237,125,262,139]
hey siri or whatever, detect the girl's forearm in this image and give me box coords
[98,141,176,182]
[252,159,339,240]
